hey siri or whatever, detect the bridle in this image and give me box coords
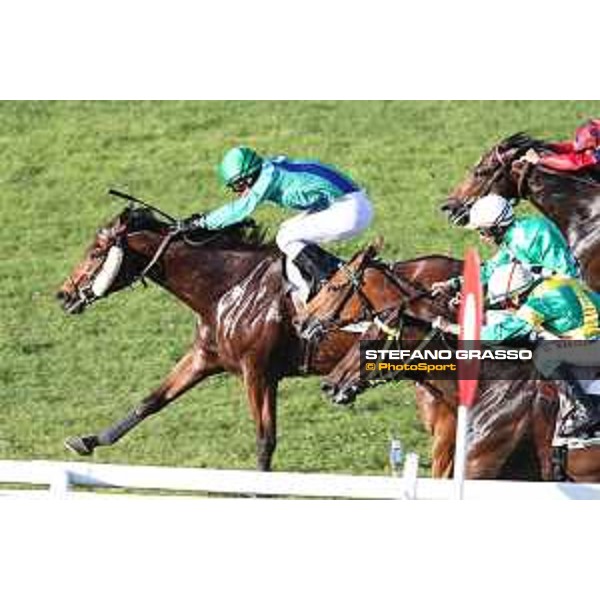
[300,253,390,341]
[67,197,259,312]
[447,144,529,225]
[301,253,449,349]
[66,192,181,311]
[478,145,530,194]
[313,259,456,399]
[67,226,127,311]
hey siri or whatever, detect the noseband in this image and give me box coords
[301,256,437,343]
[448,144,528,224]
[67,228,126,311]
[68,220,179,311]
[300,256,388,342]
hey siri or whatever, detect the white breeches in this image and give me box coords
[275,190,373,302]
[275,190,374,259]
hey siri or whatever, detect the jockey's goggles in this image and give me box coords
[228,176,253,194]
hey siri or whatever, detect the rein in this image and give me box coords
[450,144,533,221]
[477,146,514,197]
[351,305,453,394]
[303,252,446,343]
[121,222,228,289]
[97,190,230,293]
[305,257,377,337]
[129,228,180,287]
[479,143,600,201]
[109,189,177,224]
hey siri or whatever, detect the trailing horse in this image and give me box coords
[441,132,600,290]
[303,247,600,481]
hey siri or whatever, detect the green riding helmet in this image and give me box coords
[218,146,263,187]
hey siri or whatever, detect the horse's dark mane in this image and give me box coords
[124,207,169,234]
[537,163,600,195]
[498,132,600,189]
[502,132,600,179]
[122,207,276,251]
[189,220,275,251]
[499,131,552,153]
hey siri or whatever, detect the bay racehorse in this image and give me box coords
[302,247,600,481]
[57,206,356,471]
[441,132,600,290]
[56,203,456,471]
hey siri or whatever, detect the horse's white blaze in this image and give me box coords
[91,246,124,297]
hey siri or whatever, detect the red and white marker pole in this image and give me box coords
[453,248,483,499]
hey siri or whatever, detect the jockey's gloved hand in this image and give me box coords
[176,213,206,233]
[523,148,541,165]
[431,276,463,297]
[432,316,459,335]
[449,291,462,309]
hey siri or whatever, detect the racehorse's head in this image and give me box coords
[56,207,165,314]
[299,240,396,341]
[441,133,546,226]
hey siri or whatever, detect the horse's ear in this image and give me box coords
[118,206,131,223]
[364,237,384,262]
[371,235,384,253]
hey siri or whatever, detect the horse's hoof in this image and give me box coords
[64,435,96,456]
[321,380,336,396]
[332,392,355,407]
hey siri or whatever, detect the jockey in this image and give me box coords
[436,262,600,437]
[179,146,373,302]
[432,193,579,298]
[523,118,600,171]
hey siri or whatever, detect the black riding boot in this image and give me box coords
[557,366,600,437]
[292,245,342,300]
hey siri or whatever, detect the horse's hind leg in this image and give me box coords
[65,347,221,456]
[465,413,533,479]
[531,388,559,480]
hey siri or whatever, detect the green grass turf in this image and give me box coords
[1,100,598,475]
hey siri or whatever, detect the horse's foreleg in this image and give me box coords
[531,384,560,480]
[65,348,221,456]
[430,411,457,478]
[414,384,456,478]
[258,381,278,472]
[244,367,278,472]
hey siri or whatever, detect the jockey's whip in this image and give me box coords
[108,189,177,224]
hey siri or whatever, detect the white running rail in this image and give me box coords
[1,457,600,499]
[0,455,420,499]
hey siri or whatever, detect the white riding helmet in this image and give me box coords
[487,261,538,306]
[465,194,514,230]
